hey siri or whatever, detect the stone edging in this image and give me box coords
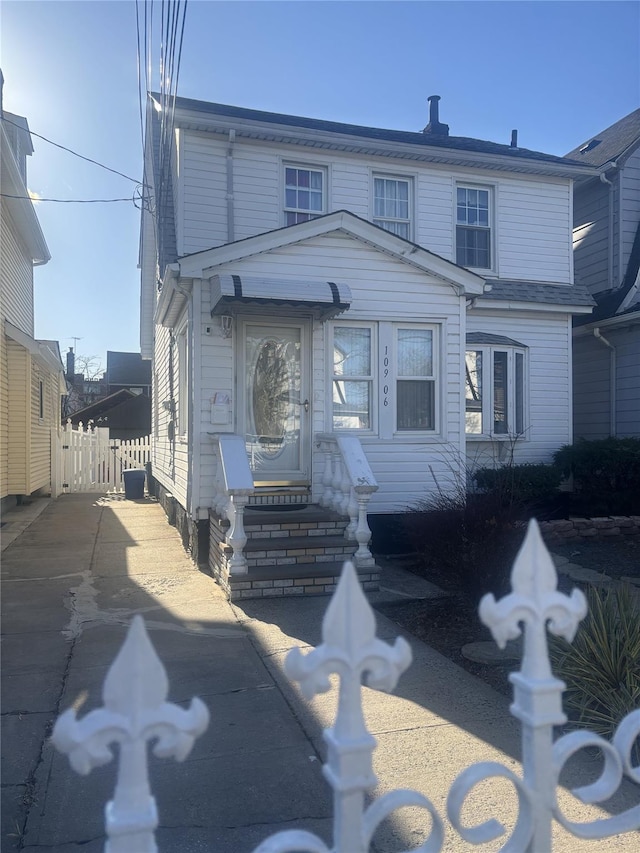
[540,515,640,543]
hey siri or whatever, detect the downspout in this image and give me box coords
[226,129,235,243]
[593,327,616,436]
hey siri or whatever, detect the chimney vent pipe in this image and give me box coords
[423,95,449,137]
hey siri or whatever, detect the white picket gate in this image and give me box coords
[59,420,151,493]
[52,520,640,852]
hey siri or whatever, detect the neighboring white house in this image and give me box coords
[1,87,65,512]
[566,109,640,440]
[139,94,595,597]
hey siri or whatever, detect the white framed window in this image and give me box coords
[330,322,439,435]
[373,176,411,239]
[332,324,373,430]
[456,185,492,269]
[284,164,325,225]
[38,378,45,420]
[395,327,436,431]
[465,339,526,437]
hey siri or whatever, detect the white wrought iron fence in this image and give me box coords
[52,519,640,852]
[59,420,151,493]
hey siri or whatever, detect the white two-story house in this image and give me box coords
[139,94,595,599]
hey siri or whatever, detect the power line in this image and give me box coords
[0,193,137,204]
[1,115,145,186]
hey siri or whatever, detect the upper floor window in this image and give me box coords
[456,185,492,269]
[465,337,526,437]
[284,165,325,225]
[373,176,411,239]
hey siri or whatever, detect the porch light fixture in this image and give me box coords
[220,315,233,338]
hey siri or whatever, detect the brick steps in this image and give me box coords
[208,503,379,600]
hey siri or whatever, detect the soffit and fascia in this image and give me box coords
[166,100,597,181]
[0,124,50,265]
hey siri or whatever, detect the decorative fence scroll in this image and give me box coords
[52,519,640,852]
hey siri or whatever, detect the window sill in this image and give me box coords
[465,433,527,442]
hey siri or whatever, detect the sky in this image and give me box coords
[2,0,639,374]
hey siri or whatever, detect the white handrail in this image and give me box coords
[316,433,378,567]
[208,433,255,574]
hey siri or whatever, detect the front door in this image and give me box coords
[239,319,311,486]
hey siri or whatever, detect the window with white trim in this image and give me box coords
[332,325,373,430]
[456,185,492,269]
[331,323,439,434]
[373,176,411,239]
[284,165,325,225]
[395,328,435,430]
[465,340,526,437]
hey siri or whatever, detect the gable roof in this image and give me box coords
[155,94,595,180]
[565,109,640,168]
[173,209,486,295]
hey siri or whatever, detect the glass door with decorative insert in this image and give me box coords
[240,320,311,486]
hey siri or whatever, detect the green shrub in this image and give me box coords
[473,463,562,507]
[553,438,640,515]
[550,585,640,744]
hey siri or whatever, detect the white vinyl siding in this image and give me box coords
[151,324,189,508]
[177,134,574,284]
[210,231,464,512]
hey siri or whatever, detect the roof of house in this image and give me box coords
[575,220,640,326]
[565,108,640,168]
[69,389,136,423]
[167,94,588,169]
[106,351,151,387]
[482,278,595,308]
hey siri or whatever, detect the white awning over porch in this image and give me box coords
[210,274,352,320]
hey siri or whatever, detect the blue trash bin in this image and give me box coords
[123,469,146,500]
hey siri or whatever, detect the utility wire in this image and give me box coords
[0,193,137,203]
[1,115,145,186]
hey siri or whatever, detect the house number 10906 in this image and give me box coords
[383,347,389,406]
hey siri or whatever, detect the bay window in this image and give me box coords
[465,335,526,437]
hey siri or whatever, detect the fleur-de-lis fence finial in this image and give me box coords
[51,616,209,853]
[255,561,444,853]
[450,518,640,851]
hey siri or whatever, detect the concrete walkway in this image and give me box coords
[1,494,638,852]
